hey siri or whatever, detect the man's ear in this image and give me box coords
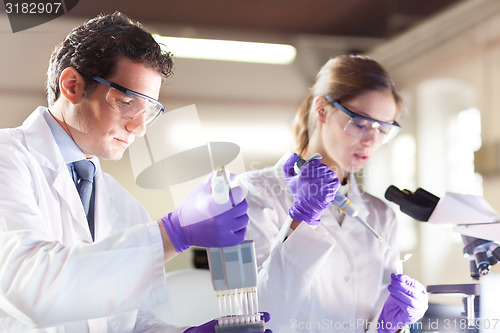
[59,67,85,104]
[312,96,328,124]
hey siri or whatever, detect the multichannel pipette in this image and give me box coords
[208,167,265,332]
[207,241,264,332]
[294,153,392,251]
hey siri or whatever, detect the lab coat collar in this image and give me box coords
[23,107,66,172]
[22,107,94,241]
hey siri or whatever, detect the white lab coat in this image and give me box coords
[236,155,399,333]
[0,108,182,332]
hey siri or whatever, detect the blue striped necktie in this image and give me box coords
[73,160,95,240]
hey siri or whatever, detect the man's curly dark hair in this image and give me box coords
[46,12,173,106]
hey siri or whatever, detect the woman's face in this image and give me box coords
[316,90,398,180]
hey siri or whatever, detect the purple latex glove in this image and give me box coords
[184,312,272,333]
[283,153,339,225]
[378,273,429,333]
[183,319,216,332]
[161,171,248,253]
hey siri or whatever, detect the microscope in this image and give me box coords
[385,186,500,333]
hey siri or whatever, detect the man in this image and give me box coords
[0,12,257,332]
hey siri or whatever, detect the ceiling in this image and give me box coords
[66,0,465,40]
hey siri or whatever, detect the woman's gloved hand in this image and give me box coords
[184,312,273,332]
[161,171,248,253]
[378,273,429,333]
[283,153,339,225]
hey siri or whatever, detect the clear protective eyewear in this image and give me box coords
[324,96,401,144]
[79,72,165,126]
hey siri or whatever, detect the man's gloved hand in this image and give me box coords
[184,312,273,332]
[378,273,429,333]
[161,171,248,253]
[283,153,339,225]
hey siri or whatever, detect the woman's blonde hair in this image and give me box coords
[293,54,404,155]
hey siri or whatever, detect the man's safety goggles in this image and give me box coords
[79,72,165,126]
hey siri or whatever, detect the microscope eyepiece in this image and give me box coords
[384,185,439,221]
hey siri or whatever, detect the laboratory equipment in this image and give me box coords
[207,167,265,332]
[385,185,500,279]
[396,253,413,275]
[206,241,264,332]
[294,154,392,250]
[211,166,235,206]
[385,185,500,333]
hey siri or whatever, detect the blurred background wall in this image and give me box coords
[1,0,500,305]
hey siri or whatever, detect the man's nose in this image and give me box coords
[125,112,147,137]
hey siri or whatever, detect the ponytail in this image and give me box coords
[293,95,313,155]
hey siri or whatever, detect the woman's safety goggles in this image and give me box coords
[325,96,401,144]
[79,72,165,126]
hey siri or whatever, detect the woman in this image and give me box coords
[236,55,427,332]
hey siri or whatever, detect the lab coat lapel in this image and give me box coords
[93,163,120,241]
[52,169,94,241]
[23,108,94,241]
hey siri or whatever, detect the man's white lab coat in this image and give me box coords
[236,155,399,332]
[0,108,180,332]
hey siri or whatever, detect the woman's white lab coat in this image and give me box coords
[0,108,180,332]
[236,155,399,332]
